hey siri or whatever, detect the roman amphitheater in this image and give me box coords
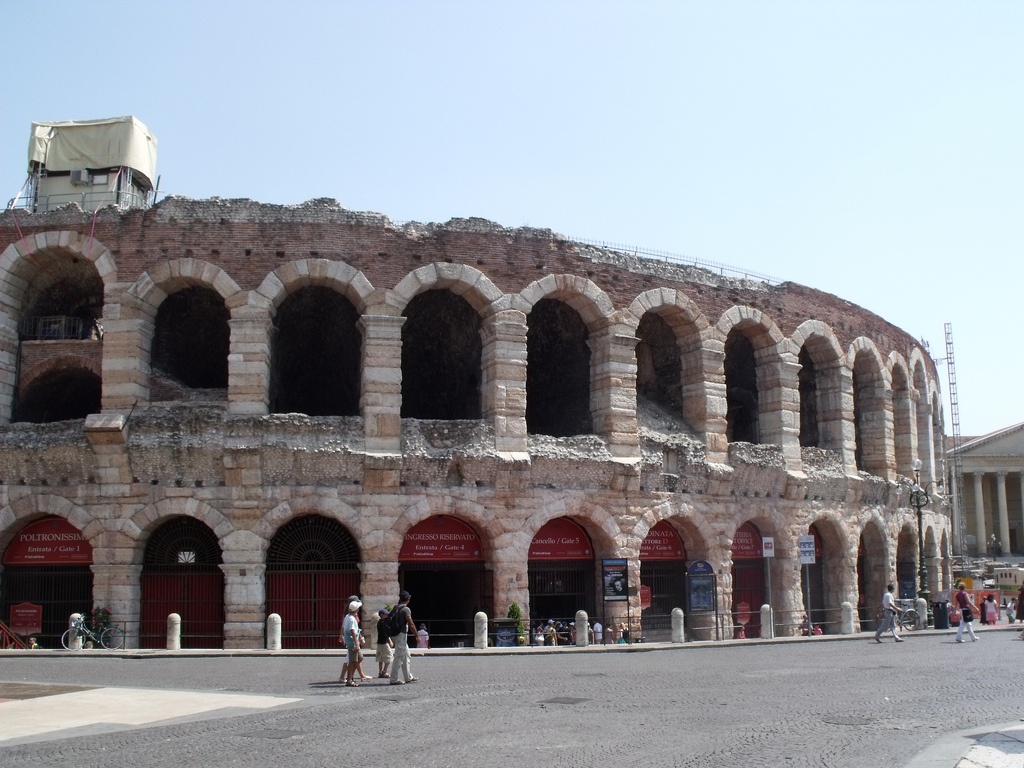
[0,196,952,648]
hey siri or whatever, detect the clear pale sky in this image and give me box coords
[1,3,1020,438]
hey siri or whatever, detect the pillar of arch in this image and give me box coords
[911,355,935,483]
[889,357,914,478]
[849,339,895,481]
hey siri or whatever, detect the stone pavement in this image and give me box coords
[1,627,1023,767]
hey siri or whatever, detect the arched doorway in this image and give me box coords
[857,523,887,631]
[528,517,595,630]
[266,516,361,649]
[140,517,224,648]
[640,520,687,641]
[2,516,93,648]
[398,515,491,648]
[800,525,826,632]
[731,521,765,638]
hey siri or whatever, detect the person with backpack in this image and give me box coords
[376,609,394,678]
[389,590,419,686]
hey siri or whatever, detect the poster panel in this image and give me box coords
[603,559,629,601]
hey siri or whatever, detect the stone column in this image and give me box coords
[100,307,153,412]
[916,391,935,485]
[90,563,142,649]
[756,348,803,474]
[837,366,859,476]
[690,341,728,464]
[589,325,641,461]
[1019,474,1024,553]
[972,472,987,556]
[227,299,273,415]
[480,309,528,456]
[0,319,18,423]
[359,314,404,456]
[220,562,266,649]
[997,472,1010,557]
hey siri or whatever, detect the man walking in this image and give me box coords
[389,590,419,686]
[342,599,363,687]
[874,583,904,643]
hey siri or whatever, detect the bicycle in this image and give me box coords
[61,617,125,650]
[895,608,920,632]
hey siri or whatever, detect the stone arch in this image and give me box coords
[909,352,936,482]
[888,352,915,477]
[121,497,235,565]
[254,258,375,316]
[714,306,790,448]
[516,274,615,332]
[18,354,102,394]
[518,497,623,559]
[126,258,243,313]
[805,511,854,631]
[386,496,502,565]
[0,494,99,555]
[389,263,504,317]
[848,338,894,479]
[857,514,889,630]
[628,500,720,563]
[256,495,364,551]
[791,320,846,452]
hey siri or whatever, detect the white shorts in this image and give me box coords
[376,643,394,663]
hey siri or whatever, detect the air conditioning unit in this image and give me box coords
[69,169,91,186]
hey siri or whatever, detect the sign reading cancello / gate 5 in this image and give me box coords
[3,517,93,565]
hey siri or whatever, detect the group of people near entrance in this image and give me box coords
[874,580,1019,645]
[339,590,421,688]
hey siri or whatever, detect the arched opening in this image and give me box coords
[725,330,758,444]
[896,526,918,600]
[800,525,826,632]
[401,290,482,419]
[891,365,912,476]
[636,313,682,417]
[852,352,887,475]
[20,258,104,339]
[14,367,100,423]
[398,515,490,648]
[857,523,887,631]
[151,286,229,397]
[526,299,591,437]
[798,347,819,447]
[140,517,224,648]
[2,516,93,648]
[266,515,361,649]
[270,286,361,416]
[730,521,764,637]
[528,517,595,637]
[639,520,687,642]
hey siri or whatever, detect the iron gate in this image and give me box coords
[1,565,92,648]
[266,516,360,649]
[140,517,224,648]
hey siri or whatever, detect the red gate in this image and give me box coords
[140,517,224,648]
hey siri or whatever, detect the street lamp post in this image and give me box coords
[909,458,932,625]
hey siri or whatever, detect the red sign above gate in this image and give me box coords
[3,516,93,565]
[640,520,686,561]
[399,516,483,562]
[731,522,763,561]
[9,602,42,635]
[529,517,593,561]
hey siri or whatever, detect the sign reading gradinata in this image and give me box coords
[3,516,93,565]
[640,520,686,561]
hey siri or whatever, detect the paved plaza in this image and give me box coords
[2,628,1023,768]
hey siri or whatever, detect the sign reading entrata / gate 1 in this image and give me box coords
[602,559,629,601]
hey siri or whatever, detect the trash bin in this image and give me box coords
[933,601,949,630]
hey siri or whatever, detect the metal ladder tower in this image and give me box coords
[944,323,967,559]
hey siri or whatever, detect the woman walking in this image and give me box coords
[954,583,978,643]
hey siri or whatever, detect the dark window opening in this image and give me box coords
[270,287,360,416]
[527,299,591,437]
[725,330,758,443]
[852,356,877,473]
[22,263,104,340]
[401,290,482,419]
[798,347,819,447]
[636,313,682,415]
[152,286,229,389]
[14,367,100,423]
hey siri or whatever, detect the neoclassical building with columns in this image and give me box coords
[0,197,952,648]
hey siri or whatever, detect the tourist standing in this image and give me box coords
[342,600,363,687]
[417,623,430,649]
[389,590,419,686]
[376,609,394,678]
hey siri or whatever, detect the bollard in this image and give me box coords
[759,604,774,639]
[474,611,488,649]
[914,597,928,629]
[167,613,181,651]
[575,610,589,647]
[67,613,83,650]
[840,602,855,634]
[267,613,282,650]
[671,607,685,643]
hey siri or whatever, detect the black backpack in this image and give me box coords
[385,605,407,637]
